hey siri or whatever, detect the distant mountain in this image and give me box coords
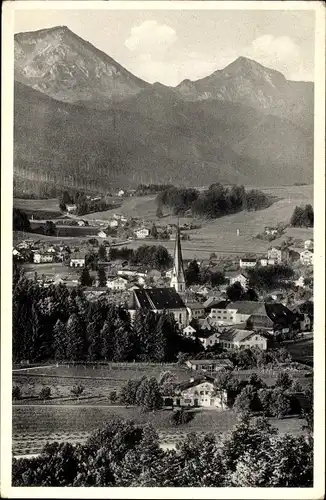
[14,26,149,106]
[175,56,314,131]
[13,27,314,195]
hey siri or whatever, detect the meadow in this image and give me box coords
[13,185,313,259]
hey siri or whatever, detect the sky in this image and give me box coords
[14,9,315,86]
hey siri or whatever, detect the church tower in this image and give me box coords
[170,224,186,294]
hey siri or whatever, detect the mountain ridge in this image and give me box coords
[13,26,314,195]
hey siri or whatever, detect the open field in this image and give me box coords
[282,338,313,366]
[13,185,313,259]
[14,198,61,213]
[12,405,305,456]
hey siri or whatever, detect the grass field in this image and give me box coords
[13,185,313,259]
[12,405,305,456]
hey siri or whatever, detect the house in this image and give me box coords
[267,247,289,264]
[12,248,22,257]
[264,227,278,236]
[128,287,189,326]
[137,276,146,286]
[225,271,249,290]
[70,253,86,268]
[83,287,108,300]
[203,296,225,312]
[183,324,197,337]
[106,276,129,291]
[196,330,220,349]
[260,257,276,267]
[239,258,256,269]
[147,269,161,279]
[218,329,267,350]
[117,189,125,197]
[294,276,305,288]
[270,290,285,301]
[300,250,313,266]
[304,239,314,250]
[185,359,233,372]
[66,204,77,213]
[108,219,119,228]
[186,302,206,320]
[47,246,57,254]
[246,302,297,334]
[77,220,88,227]
[135,227,150,239]
[98,230,107,238]
[166,377,227,408]
[33,252,55,264]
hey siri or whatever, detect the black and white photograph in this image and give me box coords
[1,1,325,497]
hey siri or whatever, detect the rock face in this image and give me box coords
[13,27,314,195]
[14,26,149,106]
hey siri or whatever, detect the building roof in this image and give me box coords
[226,301,263,314]
[225,270,249,279]
[264,303,296,324]
[176,375,216,392]
[132,287,186,311]
[186,302,205,310]
[187,359,232,367]
[240,258,257,262]
[70,253,86,259]
[209,300,230,310]
[197,329,219,339]
[219,328,257,343]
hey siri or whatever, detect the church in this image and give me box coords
[128,225,189,326]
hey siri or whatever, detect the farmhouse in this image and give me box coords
[98,230,107,238]
[167,377,227,408]
[196,330,220,349]
[239,258,257,269]
[304,239,314,250]
[225,271,249,290]
[128,287,188,326]
[135,227,150,239]
[260,257,276,266]
[108,219,119,228]
[264,227,278,236]
[218,329,267,350]
[106,276,129,291]
[70,253,86,268]
[185,359,233,372]
[33,252,55,264]
[300,250,313,266]
[186,302,205,320]
[267,247,289,264]
[183,324,197,337]
[66,204,77,213]
[77,220,88,227]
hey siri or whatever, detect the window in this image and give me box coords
[210,340,213,344]
[205,391,209,395]
[200,391,204,395]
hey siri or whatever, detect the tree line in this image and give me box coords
[135,183,174,196]
[12,269,200,363]
[58,191,114,215]
[108,245,173,270]
[290,204,314,228]
[156,184,271,218]
[12,415,313,487]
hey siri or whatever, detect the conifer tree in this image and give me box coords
[79,267,93,287]
[53,319,68,360]
[66,313,85,361]
[97,267,107,287]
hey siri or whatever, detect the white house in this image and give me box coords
[197,330,220,349]
[117,189,125,197]
[33,252,55,264]
[304,239,314,250]
[267,247,289,264]
[77,220,87,227]
[225,271,249,290]
[106,276,128,291]
[239,258,256,269]
[185,359,233,372]
[108,219,119,228]
[260,257,276,267]
[12,248,22,257]
[264,227,278,236]
[70,253,86,268]
[218,329,268,350]
[183,324,197,337]
[300,250,313,266]
[167,378,227,408]
[66,204,77,213]
[294,276,305,288]
[135,227,150,239]
[98,230,107,238]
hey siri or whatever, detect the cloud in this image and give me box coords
[125,20,177,56]
[250,34,300,63]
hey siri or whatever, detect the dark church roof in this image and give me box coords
[132,287,186,311]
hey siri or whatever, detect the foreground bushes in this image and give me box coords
[12,416,313,487]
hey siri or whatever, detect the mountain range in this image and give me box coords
[14,25,314,195]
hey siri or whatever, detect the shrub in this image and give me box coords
[12,385,21,400]
[109,390,118,403]
[170,409,194,426]
[39,387,51,400]
[70,385,84,397]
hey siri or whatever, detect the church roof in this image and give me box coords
[171,225,185,279]
[132,287,186,310]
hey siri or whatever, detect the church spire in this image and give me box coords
[170,221,186,294]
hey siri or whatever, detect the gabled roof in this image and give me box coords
[197,329,220,339]
[186,302,205,310]
[132,287,186,310]
[70,252,86,259]
[225,270,249,279]
[219,328,257,343]
[226,301,262,314]
[209,300,230,310]
[187,359,232,367]
[176,375,215,392]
